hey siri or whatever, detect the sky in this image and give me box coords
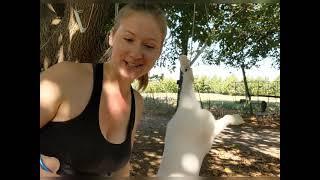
[150,57,280,81]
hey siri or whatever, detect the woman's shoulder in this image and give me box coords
[40,62,94,93]
[41,62,93,80]
[41,61,92,74]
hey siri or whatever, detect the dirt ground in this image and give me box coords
[130,109,280,177]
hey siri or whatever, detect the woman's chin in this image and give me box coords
[118,61,148,81]
[119,70,141,81]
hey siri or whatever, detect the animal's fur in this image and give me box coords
[157,55,245,177]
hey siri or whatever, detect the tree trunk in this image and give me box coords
[241,64,253,115]
[40,1,112,71]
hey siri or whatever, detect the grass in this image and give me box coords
[142,93,280,116]
[142,93,280,103]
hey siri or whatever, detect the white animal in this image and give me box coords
[157,55,245,177]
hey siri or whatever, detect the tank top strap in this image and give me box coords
[127,86,136,137]
[87,63,103,107]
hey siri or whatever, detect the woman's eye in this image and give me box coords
[124,38,133,42]
[144,45,155,49]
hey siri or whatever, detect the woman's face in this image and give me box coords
[109,12,163,81]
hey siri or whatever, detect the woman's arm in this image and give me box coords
[40,154,60,177]
[40,63,68,176]
[40,63,65,128]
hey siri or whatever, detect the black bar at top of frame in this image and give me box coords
[40,0,280,4]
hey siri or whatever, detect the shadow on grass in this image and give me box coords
[130,97,280,177]
[144,95,280,118]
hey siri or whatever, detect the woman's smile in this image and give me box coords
[123,60,143,68]
[120,59,145,77]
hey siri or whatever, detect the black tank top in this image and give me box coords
[40,63,136,176]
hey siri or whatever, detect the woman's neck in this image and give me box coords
[103,63,132,98]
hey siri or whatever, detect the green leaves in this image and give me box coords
[159,3,215,67]
[155,3,280,75]
[211,3,280,70]
[143,77,279,96]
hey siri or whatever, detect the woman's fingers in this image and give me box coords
[40,155,60,177]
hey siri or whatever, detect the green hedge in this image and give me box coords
[133,76,280,97]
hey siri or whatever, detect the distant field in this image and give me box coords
[142,93,280,103]
[141,92,280,116]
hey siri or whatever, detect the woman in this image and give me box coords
[40,2,167,177]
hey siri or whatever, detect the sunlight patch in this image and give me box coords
[181,153,199,174]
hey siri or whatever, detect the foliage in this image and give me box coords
[158,3,216,71]
[194,76,211,93]
[140,77,279,97]
[203,3,280,70]
[143,78,179,93]
[157,3,280,71]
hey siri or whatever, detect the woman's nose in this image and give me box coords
[129,44,143,59]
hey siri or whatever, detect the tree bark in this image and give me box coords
[241,64,253,115]
[40,1,112,71]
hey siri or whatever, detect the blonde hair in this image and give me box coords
[100,2,167,91]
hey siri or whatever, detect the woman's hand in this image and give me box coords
[40,154,60,177]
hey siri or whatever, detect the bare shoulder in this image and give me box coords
[41,62,93,88]
[40,62,94,126]
[40,62,92,80]
[40,62,93,100]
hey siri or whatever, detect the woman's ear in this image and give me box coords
[108,32,114,47]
